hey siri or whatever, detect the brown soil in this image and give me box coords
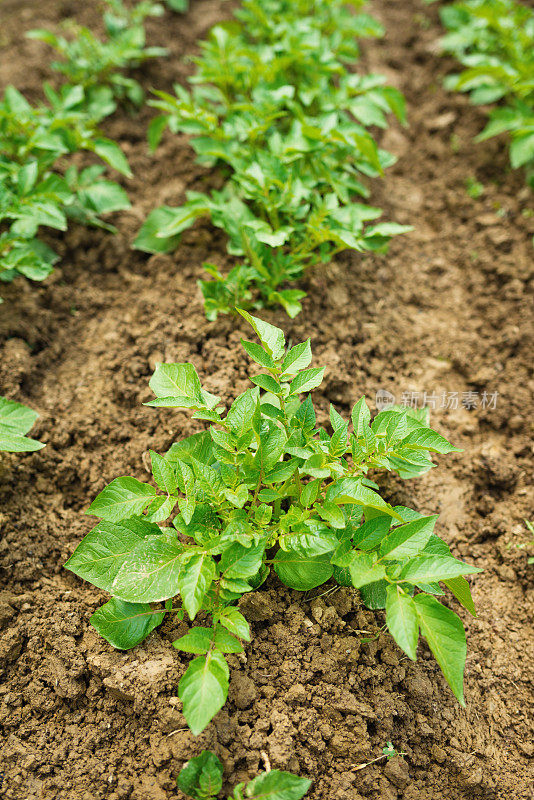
[1,1,533,799]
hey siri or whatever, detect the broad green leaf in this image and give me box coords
[173,626,213,654]
[0,396,39,435]
[213,625,244,653]
[401,428,460,454]
[112,533,185,602]
[134,206,182,253]
[177,750,223,799]
[380,515,438,560]
[93,138,132,177]
[400,555,481,585]
[288,367,325,396]
[179,650,229,735]
[150,451,178,494]
[87,477,156,521]
[352,515,391,549]
[351,397,371,436]
[273,550,333,590]
[65,517,160,592]
[281,340,312,376]
[326,478,402,520]
[237,310,285,360]
[90,598,164,650]
[178,552,216,619]
[244,770,312,799]
[385,586,419,660]
[0,431,45,452]
[217,607,251,641]
[241,339,276,369]
[347,551,386,588]
[444,576,477,617]
[219,543,264,579]
[414,593,467,705]
[149,362,203,403]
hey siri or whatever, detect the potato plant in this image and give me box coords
[0,85,131,296]
[0,396,44,452]
[177,749,311,800]
[439,0,534,186]
[67,312,480,735]
[134,0,411,318]
[27,0,168,112]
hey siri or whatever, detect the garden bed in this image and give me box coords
[0,0,533,798]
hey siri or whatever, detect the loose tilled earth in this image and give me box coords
[1,1,533,798]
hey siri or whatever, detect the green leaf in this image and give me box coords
[444,576,477,617]
[90,598,164,650]
[178,552,216,619]
[179,650,229,735]
[237,310,286,360]
[300,479,321,508]
[401,427,460,454]
[400,555,481,584]
[379,515,438,560]
[385,585,419,660]
[150,450,178,494]
[351,397,371,436]
[65,517,160,592]
[219,543,264,580]
[213,625,244,653]
[281,340,312,376]
[288,367,325,396]
[173,626,213,654]
[244,770,312,799]
[112,534,185,602]
[217,607,251,641]
[149,362,203,403]
[0,396,39,434]
[134,206,182,253]
[414,593,467,705]
[347,552,386,588]
[87,477,156,521]
[177,750,223,799]
[241,339,277,370]
[93,138,132,177]
[273,550,333,591]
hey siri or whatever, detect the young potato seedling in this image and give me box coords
[67,312,480,735]
[439,0,534,187]
[177,749,311,800]
[0,85,131,297]
[27,0,168,111]
[0,396,44,452]
[135,0,412,318]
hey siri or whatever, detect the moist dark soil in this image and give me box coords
[1,1,533,799]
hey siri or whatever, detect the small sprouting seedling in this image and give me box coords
[439,0,534,187]
[27,0,167,111]
[135,0,411,318]
[354,741,406,771]
[66,312,480,736]
[0,396,45,452]
[465,176,484,199]
[508,520,534,565]
[177,750,311,800]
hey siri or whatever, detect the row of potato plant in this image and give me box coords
[135,0,412,318]
[0,0,176,299]
[438,0,534,187]
[67,312,480,738]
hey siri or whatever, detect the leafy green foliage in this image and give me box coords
[27,0,167,110]
[0,85,131,296]
[134,0,411,318]
[177,750,311,800]
[67,313,480,734]
[439,0,534,186]
[0,395,45,452]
